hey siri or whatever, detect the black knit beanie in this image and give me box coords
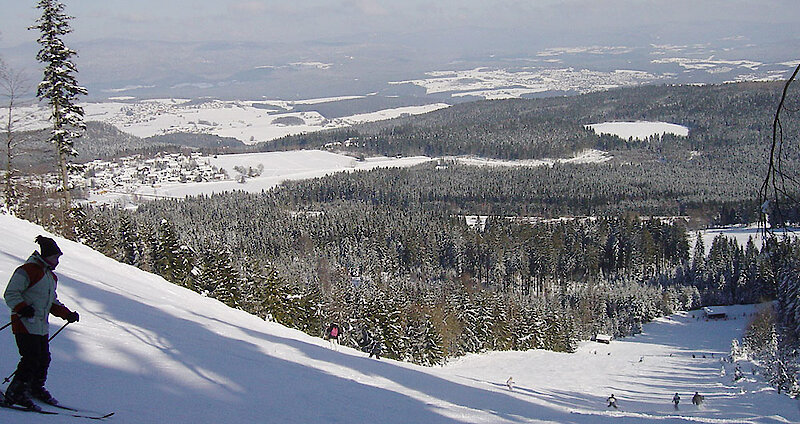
[35,235,62,257]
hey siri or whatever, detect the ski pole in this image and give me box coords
[48,321,71,341]
[0,315,20,332]
[3,322,71,385]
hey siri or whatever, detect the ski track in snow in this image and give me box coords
[0,214,798,423]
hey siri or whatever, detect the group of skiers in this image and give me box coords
[323,323,383,359]
[672,392,705,408]
[1,236,80,412]
[607,392,705,410]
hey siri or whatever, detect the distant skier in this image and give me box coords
[692,391,704,406]
[325,323,341,350]
[3,236,80,411]
[607,394,618,409]
[672,393,680,409]
[734,364,743,381]
[369,340,382,359]
[506,376,515,391]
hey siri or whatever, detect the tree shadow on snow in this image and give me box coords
[32,276,595,424]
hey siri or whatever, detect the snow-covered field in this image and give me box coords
[448,149,613,167]
[0,214,797,423]
[85,149,615,206]
[691,225,799,254]
[586,121,690,140]
[134,151,431,199]
[391,67,662,100]
[1,98,450,145]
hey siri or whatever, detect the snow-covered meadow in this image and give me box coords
[85,149,615,206]
[691,225,800,255]
[0,214,797,423]
[2,98,450,145]
[131,151,432,199]
[391,67,662,100]
[586,121,690,140]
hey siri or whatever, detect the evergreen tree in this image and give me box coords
[692,234,706,275]
[777,259,800,343]
[246,262,293,323]
[207,248,243,309]
[30,0,87,207]
[408,312,445,366]
[118,214,141,266]
[151,219,194,289]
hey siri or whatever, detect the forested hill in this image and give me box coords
[8,122,246,172]
[69,79,800,375]
[264,82,793,160]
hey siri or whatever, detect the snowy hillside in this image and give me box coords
[0,214,798,423]
[1,99,450,145]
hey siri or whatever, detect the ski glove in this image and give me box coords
[66,311,80,323]
[18,305,35,318]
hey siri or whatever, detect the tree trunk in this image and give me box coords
[5,105,13,213]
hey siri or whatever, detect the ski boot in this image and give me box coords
[3,381,41,411]
[31,386,59,406]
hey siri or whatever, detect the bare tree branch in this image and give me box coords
[760,63,800,237]
[0,61,34,214]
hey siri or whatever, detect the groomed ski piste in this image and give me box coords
[0,213,797,423]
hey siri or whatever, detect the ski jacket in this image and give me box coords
[4,253,72,336]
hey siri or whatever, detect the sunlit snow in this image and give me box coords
[0,214,797,423]
[587,121,690,140]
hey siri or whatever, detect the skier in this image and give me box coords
[358,327,372,353]
[369,339,382,359]
[325,323,341,350]
[3,236,79,411]
[607,394,618,409]
[691,391,704,406]
[506,376,515,391]
[672,393,680,409]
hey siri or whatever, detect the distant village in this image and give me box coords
[75,152,230,203]
[86,152,227,187]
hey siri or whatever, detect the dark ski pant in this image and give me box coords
[11,334,51,391]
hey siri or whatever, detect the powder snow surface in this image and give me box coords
[0,214,797,423]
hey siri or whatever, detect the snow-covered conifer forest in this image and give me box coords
[54,81,798,394]
[2,1,800,421]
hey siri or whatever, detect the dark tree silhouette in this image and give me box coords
[760,64,800,230]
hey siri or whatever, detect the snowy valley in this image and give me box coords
[0,214,798,424]
[3,2,800,423]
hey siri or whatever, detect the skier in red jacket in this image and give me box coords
[3,236,79,411]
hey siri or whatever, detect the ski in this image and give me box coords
[40,400,115,418]
[1,402,114,419]
[1,394,114,420]
[0,402,58,415]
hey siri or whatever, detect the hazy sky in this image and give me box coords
[2,0,799,100]
[2,0,799,48]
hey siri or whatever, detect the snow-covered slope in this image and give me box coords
[2,99,451,145]
[0,214,797,423]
